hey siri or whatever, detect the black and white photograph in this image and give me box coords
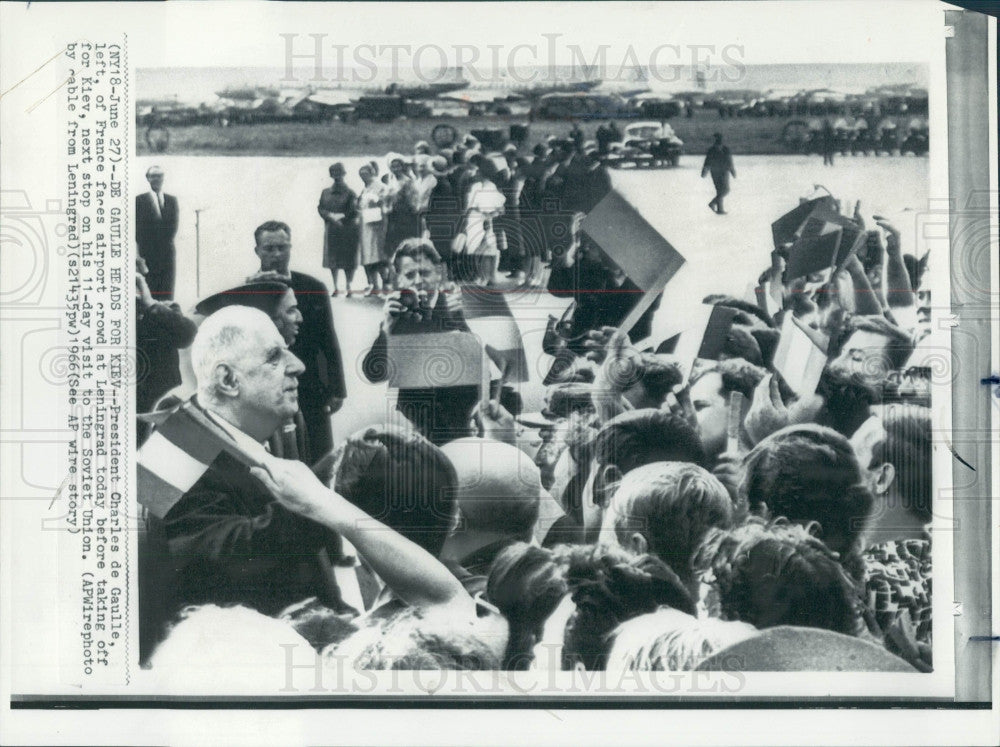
[1,1,997,744]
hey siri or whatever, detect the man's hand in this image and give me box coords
[250,454,337,522]
[382,291,406,329]
[473,399,519,445]
[596,329,640,394]
[135,272,156,310]
[440,281,463,315]
[873,216,901,255]
[325,397,344,415]
[852,200,866,230]
[247,270,288,284]
[745,374,823,445]
[582,325,620,363]
[711,451,743,503]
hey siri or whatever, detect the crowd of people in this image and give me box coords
[135,125,935,681]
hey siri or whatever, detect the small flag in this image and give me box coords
[783,225,842,282]
[137,400,264,519]
[773,315,828,396]
[771,196,836,249]
[461,288,529,383]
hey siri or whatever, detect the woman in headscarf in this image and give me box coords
[356,163,390,295]
[318,162,359,297]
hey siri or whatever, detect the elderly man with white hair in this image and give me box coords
[149,306,472,652]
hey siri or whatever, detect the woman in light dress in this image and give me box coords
[357,163,390,295]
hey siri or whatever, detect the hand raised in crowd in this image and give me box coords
[250,453,335,522]
[473,399,520,446]
[582,325,621,363]
[595,328,640,393]
[711,451,743,505]
[665,383,699,432]
[852,200,866,230]
[873,215,901,254]
[744,373,823,445]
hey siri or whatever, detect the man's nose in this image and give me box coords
[287,352,306,375]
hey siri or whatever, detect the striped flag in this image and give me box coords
[460,287,529,383]
[137,399,265,519]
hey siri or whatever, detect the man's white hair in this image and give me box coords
[191,305,275,402]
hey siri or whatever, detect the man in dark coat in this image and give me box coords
[135,261,196,446]
[702,133,737,215]
[361,239,477,446]
[135,165,179,299]
[142,306,349,659]
[423,156,460,271]
[249,220,346,463]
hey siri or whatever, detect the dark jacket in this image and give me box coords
[135,301,196,414]
[286,270,347,405]
[135,191,178,271]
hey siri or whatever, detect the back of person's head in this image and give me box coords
[150,605,313,692]
[441,438,542,542]
[869,403,932,523]
[740,424,873,562]
[333,424,457,556]
[604,462,733,583]
[391,237,442,274]
[555,544,696,671]
[593,409,706,473]
[636,353,685,405]
[486,542,568,670]
[195,281,290,318]
[694,518,863,636]
[606,607,758,672]
[713,357,769,401]
[329,606,501,670]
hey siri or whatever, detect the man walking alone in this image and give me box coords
[702,133,737,215]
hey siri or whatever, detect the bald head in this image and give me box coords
[441,438,542,541]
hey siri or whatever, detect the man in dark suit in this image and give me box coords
[248,221,346,463]
[361,238,476,446]
[135,166,179,299]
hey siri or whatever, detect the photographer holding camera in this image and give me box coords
[362,239,476,445]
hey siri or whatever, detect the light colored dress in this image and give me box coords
[464,179,506,259]
[357,181,388,266]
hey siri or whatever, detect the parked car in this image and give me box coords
[603,121,683,168]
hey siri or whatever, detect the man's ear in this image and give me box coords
[873,462,895,496]
[253,245,264,260]
[596,463,623,506]
[214,363,240,399]
[628,532,648,556]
